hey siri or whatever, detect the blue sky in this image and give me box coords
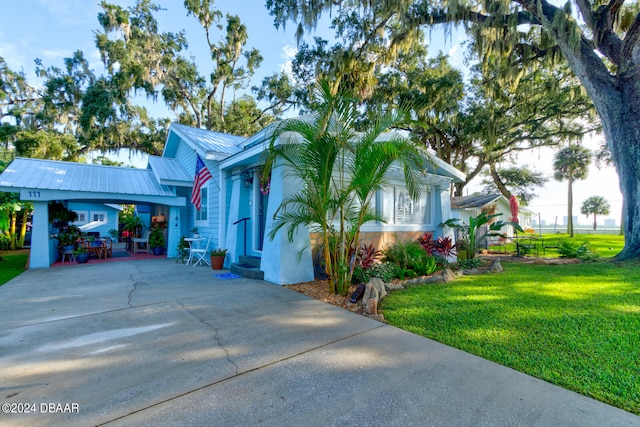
[0,1,623,225]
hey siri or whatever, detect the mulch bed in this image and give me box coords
[285,280,366,315]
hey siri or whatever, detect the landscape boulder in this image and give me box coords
[362,277,387,315]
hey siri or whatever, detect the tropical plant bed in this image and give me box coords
[286,258,508,315]
[285,281,366,314]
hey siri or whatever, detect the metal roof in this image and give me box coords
[169,123,244,156]
[0,158,177,198]
[147,156,192,186]
[451,193,502,209]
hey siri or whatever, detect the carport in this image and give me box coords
[0,158,185,268]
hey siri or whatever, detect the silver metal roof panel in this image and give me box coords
[170,123,244,155]
[0,158,177,197]
[147,156,192,186]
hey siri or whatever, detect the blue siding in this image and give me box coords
[68,202,119,237]
[173,137,222,249]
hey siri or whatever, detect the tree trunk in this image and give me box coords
[18,209,27,248]
[9,212,17,250]
[593,214,597,230]
[596,82,640,259]
[553,35,640,258]
[567,177,574,237]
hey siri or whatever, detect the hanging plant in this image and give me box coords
[260,176,270,195]
[260,159,272,195]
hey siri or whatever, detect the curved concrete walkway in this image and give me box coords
[0,259,638,426]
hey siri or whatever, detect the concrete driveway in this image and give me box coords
[0,259,638,426]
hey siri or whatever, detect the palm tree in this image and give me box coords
[266,80,426,295]
[581,196,611,230]
[553,144,592,237]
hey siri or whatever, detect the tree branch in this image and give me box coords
[620,13,640,77]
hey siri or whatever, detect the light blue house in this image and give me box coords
[67,202,121,236]
[0,122,465,283]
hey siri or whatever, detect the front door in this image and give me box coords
[257,172,269,251]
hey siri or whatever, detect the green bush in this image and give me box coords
[381,240,438,279]
[455,258,486,269]
[557,240,601,261]
[370,262,401,282]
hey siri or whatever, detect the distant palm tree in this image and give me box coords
[581,196,611,230]
[553,144,591,237]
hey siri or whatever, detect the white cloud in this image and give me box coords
[279,44,297,76]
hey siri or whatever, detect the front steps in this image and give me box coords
[230,255,264,280]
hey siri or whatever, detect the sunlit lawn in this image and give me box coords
[0,254,28,286]
[383,259,640,414]
[495,233,625,258]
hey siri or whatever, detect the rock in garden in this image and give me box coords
[385,283,405,292]
[367,313,385,323]
[366,298,378,315]
[441,268,457,283]
[487,259,503,273]
[362,277,387,312]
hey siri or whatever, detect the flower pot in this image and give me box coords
[76,253,90,263]
[210,255,225,270]
[152,247,164,256]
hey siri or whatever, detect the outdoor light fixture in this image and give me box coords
[242,171,253,188]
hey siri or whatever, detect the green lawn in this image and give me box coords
[493,233,625,259]
[382,259,640,414]
[0,254,28,286]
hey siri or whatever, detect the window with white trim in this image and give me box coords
[73,210,88,225]
[195,186,208,223]
[379,185,432,225]
[91,211,107,223]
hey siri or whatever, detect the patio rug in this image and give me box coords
[213,273,241,280]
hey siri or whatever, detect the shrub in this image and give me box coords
[352,264,371,284]
[455,258,486,269]
[370,262,401,282]
[381,240,438,279]
[557,240,601,261]
[354,243,381,269]
[418,233,457,259]
[382,240,426,269]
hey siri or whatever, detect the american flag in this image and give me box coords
[191,154,212,210]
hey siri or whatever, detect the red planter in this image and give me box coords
[210,255,225,270]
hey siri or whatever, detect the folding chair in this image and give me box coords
[61,246,75,263]
[188,236,211,267]
[132,230,151,254]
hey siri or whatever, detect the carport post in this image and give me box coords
[30,201,51,268]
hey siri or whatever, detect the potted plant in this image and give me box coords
[210,248,227,270]
[191,227,200,238]
[73,246,89,263]
[149,227,166,255]
[108,229,119,240]
[57,231,76,250]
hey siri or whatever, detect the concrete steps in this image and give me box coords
[230,255,264,280]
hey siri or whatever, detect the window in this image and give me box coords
[73,210,88,225]
[90,211,107,223]
[195,186,208,223]
[379,186,432,225]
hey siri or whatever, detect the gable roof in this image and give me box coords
[147,156,192,187]
[0,158,183,205]
[164,123,245,160]
[451,193,502,209]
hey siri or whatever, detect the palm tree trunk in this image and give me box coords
[567,177,574,237]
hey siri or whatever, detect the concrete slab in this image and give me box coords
[0,259,638,426]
